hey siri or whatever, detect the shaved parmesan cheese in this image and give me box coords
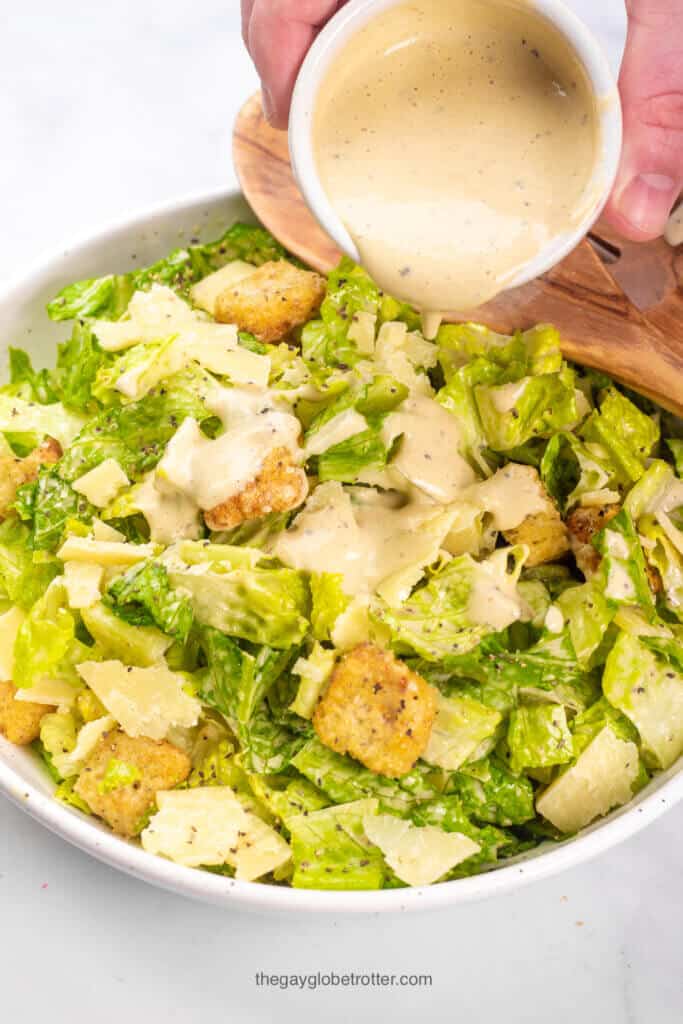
[536,727,639,833]
[76,660,201,741]
[141,787,291,879]
[0,606,25,679]
[63,562,104,609]
[53,714,115,778]
[362,813,480,886]
[190,261,258,316]
[92,519,126,543]
[57,537,156,566]
[15,678,80,709]
[73,459,130,507]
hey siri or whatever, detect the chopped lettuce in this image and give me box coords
[374,548,527,661]
[105,560,194,642]
[168,565,309,649]
[288,799,384,890]
[47,223,286,322]
[0,518,60,608]
[13,583,89,691]
[580,388,659,484]
[603,632,683,770]
[507,704,573,775]
[450,755,536,826]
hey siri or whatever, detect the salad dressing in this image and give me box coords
[313,0,599,320]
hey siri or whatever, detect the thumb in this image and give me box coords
[604,0,683,241]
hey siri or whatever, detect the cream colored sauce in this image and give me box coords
[381,395,476,501]
[466,551,524,629]
[314,0,599,315]
[460,464,549,531]
[157,387,302,512]
[274,481,452,596]
[136,473,202,545]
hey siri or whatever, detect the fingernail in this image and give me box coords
[616,173,679,236]
[262,87,275,123]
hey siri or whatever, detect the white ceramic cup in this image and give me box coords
[289,0,623,296]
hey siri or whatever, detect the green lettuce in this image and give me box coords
[0,518,60,608]
[288,799,385,890]
[301,259,381,369]
[0,394,84,451]
[292,737,443,813]
[507,705,573,775]
[105,561,194,642]
[449,755,536,826]
[603,631,683,770]
[168,566,309,649]
[595,508,655,616]
[310,573,351,643]
[557,580,615,667]
[53,322,115,414]
[15,469,94,551]
[580,388,659,484]
[80,602,170,667]
[541,431,617,511]
[13,583,90,690]
[374,548,526,661]
[47,223,286,322]
[667,439,683,477]
[4,348,58,405]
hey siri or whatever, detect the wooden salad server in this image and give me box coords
[234,93,683,417]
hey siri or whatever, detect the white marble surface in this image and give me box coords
[1,3,681,1022]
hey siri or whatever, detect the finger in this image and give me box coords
[241,0,256,47]
[248,0,343,128]
[604,0,683,240]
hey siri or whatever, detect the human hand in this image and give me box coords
[243,0,683,241]
[604,0,683,240]
[241,1,346,129]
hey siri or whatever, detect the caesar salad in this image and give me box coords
[0,221,682,890]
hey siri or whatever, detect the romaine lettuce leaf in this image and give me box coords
[373,548,526,661]
[292,736,442,813]
[603,631,683,770]
[0,518,60,608]
[168,565,309,649]
[541,431,617,511]
[47,223,286,322]
[449,755,536,826]
[53,322,115,414]
[595,508,655,617]
[507,704,573,775]
[309,572,351,643]
[15,469,94,551]
[580,388,659,484]
[0,394,84,451]
[105,560,194,642]
[13,583,89,690]
[4,348,58,405]
[288,799,385,890]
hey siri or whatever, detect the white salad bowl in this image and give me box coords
[289,0,623,297]
[1,188,681,915]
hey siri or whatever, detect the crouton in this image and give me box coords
[566,504,620,578]
[0,680,54,746]
[74,729,191,837]
[502,481,570,567]
[214,260,326,343]
[313,644,437,779]
[204,446,308,532]
[0,437,62,518]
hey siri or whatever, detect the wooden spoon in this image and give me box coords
[234,93,683,417]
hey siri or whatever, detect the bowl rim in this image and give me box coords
[0,185,681,915]
[289,0,623,297]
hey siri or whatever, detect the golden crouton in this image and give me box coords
[74,729,191,837]
[0,437,62,518]
[0,680,54,746]
[313,644,437,779]
[204,446,308,532]
[500,472,569,568]
[214,260,326,343]
[566,503,620,577]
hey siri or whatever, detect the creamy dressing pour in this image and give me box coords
[313,0,599,325]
